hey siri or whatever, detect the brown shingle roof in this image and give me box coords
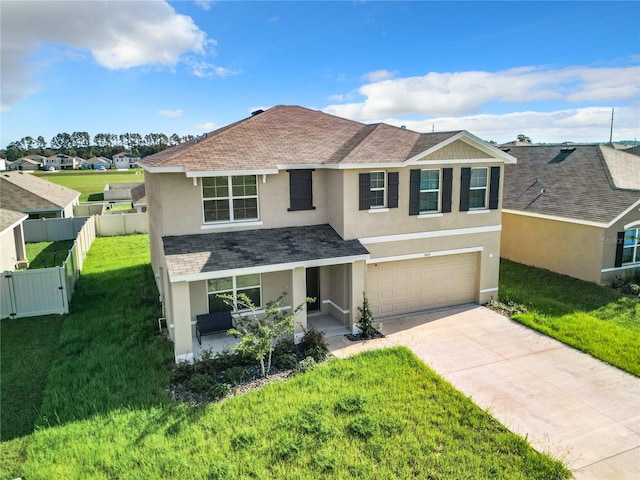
[140,105,461,172]
[0,172,80,213]
[503,145,640,225]
[0,208,27,233]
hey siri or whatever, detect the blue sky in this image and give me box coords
[1,1,639,148]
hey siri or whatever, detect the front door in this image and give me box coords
[306,267,319,311]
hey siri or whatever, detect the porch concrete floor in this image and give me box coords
[308,312,350,337]
[327,304,640,480]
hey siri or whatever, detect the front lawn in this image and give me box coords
[499,259,640,376]
[1,236,570,479]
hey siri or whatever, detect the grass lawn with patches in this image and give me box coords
[25,240,75,269]
[1,238,570,479]
[34,169,143,202]
[499,259,640,376]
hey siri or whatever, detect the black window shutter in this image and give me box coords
[614,231,625,267]
[359,173,370,210]
[460,167,471,212]
[489,166,501,210]
[387,172,399,208]
[409,169,420,215]
[288,170,314,211]
[442,168,453,213]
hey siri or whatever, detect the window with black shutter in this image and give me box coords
[288,169,314,211]
[442,168,453,213]
[489,166,501,210]
[359,173,371,210]
[459,167,471,212]
[387,172,399,209]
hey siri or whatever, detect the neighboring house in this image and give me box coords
[83,156,112,170]
[140,105,516,362]
[44,154,81,170]
[0,171,80,219]
[10,158,41,171]
[0,208,28,271]
[130,183,147,213]
[501,144,640,284]
[113,152,141,169]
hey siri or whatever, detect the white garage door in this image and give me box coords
[366,253,478,317]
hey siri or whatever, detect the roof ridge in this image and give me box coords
[327,124,379,164]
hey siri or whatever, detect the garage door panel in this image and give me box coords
[366,253,478,318]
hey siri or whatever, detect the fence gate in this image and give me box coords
[1,268,69,319]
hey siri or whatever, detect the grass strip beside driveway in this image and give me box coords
[499,259,640,376]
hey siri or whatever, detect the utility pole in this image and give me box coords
[609,108,614,145]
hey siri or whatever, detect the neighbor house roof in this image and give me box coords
[140,105,492,173]
[0,171,80,214]
[130,183,146,204]
[0,208,27,234]
[502,145,640,226]
[86,156,111,164]
[162,224,369,281]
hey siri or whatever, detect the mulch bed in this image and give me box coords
[345,329,385,342]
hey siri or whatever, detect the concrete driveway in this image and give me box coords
[327,304,640,479]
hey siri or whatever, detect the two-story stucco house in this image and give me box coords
[140,106,516,362]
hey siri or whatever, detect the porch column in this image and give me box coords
[291,266,307,342]
[349,260,366,333]
[171,281,193,362]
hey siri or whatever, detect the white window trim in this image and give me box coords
[368,208,389,214]
[201,175,260,224]
[207,274,262,311]
[369,171,386,209]
[420,169,441,214]
[622,228,640,265]
[469,167,488,210]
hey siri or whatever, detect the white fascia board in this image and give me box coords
[360,225,501,245]
[366,246,483,264]
[502,209,609,228]
[608,198,640,229]
[185,169,278,177]
[1,214,28,234]
[169,254,370,283]
[405,131,517,166]
[142,166,185,173]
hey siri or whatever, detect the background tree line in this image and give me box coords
[1,132,197,162]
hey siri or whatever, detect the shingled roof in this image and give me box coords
[0,171,80,214]
[140,105,463,172]
[0,208,27,233]
[502,145,640,225]
[162,224,369,280]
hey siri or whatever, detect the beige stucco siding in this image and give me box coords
[342,164,503,240]
[501,212,605,283]
[602,207,640,283]
[0,227,21,271]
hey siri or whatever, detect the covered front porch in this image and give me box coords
[161,224,369,362]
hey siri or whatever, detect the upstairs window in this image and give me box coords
[469,168,488,209]
[419,170,440,213]
[208,274,261,312]
[359,171,398,210]
[202,175,258,223]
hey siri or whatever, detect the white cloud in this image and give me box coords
[159,110,183,118]
[325,65,640,119]
[382,105,640,144]
[362,69,396,82]
[194,0,215,11]
[184,58,242,78]
[195,122,217,131]
[0,0,212,110]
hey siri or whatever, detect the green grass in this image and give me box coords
[34,169,144,202]
[499,259,640,376]
[0,236,570,479]
[25,240,75,269]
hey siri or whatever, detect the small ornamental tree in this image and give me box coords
[222,292,312,377]
[356,293,376,339]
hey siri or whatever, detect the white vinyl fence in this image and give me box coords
[1,216,96,319]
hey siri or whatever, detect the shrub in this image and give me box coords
[348,415,377,439]
[212,349,251,370]
[187,373,214,393]
[303,346,327,362]
[299,324,329,352]
[209,382,231,401]
[222,366,246,385]
[172,360,194,383]
[356,294,376,338]
[194,349,216,374]
[273,353,297,370]
[273,337,296,356]
[335,393,367,414]
[294,356,317,374]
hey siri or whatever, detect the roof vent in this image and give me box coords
[251,109,264,116]
[400,125,406,129]
[549,147,576,164]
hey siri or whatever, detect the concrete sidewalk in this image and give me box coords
[327,305,640,479]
